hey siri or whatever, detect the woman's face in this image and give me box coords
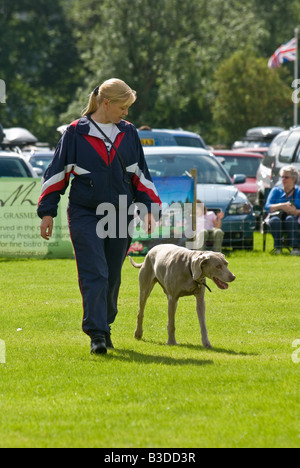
[104,99,130,124]
[282,171,296,191]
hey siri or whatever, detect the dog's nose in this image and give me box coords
[229,274,236,282]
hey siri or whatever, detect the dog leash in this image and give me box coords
[203,283,212,293]
[199,281,212,293]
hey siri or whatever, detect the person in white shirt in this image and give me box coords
[195,200,224,252]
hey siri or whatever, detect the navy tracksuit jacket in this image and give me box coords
[37,116,161,338]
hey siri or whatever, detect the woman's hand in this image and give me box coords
[281,202,297,215]
[287,204,300,216]
[40,216,54,240]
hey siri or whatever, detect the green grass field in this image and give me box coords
[0,234,299,448]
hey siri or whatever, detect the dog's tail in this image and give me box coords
[129,256,144,269]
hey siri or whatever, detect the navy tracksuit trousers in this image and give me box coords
[68,203,132,338]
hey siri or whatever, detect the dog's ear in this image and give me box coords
[191,253,209,281]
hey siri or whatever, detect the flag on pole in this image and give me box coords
[268,37,297,68]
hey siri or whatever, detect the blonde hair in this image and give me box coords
[82,78,137,116]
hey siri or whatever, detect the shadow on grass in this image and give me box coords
[135,339,258,356]
[176,343,259,356]
[92,348,213,367]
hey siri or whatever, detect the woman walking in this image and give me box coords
[38,78,161,354]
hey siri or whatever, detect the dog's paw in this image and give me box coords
[203,341,212,349]
[134,329,143,340]
[167,339,178,346]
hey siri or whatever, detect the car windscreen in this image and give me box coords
[0,157,32,177]
[29,154,54,174]
[222,156,261,178]
[263,132,288,167]
[145,154,232,184]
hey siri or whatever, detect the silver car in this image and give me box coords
[144,146,256,249]
[256,130,289,207]
[272,126,300,185]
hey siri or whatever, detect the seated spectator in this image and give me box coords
[195,200,224,252]
[265,165,300,255]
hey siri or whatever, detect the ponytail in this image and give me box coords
[82,88,99,116]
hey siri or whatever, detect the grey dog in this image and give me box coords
[130,244,236,347]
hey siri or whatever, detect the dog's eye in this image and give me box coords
[216,265,222,270]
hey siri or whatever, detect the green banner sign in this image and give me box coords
[0,178,74,258]
[0,176,195,259]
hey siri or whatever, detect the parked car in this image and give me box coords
[57,124,207,148]
[236,146,268,157]
[138,128,206,148]
[272,126,300,186]
[144,146,256,249]
[256,130,289,208]
[232,126,284,149]
[213,150,263,206]
[24,150,54,175]
[0,151,39,177]
[0,126,50,177]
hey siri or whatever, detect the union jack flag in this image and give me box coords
[268,37,297,68]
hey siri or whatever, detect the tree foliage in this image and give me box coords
[62,0,269,134]
[212,50,292,145]
[0,0,298,146]
[0,0,81,144]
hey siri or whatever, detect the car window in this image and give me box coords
[0,157,32,177]
[174,136,204,148]
[279,132,300,163]
[222,156,261,178]
[145,154,231,184]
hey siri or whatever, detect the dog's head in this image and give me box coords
[191,251,235,290]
